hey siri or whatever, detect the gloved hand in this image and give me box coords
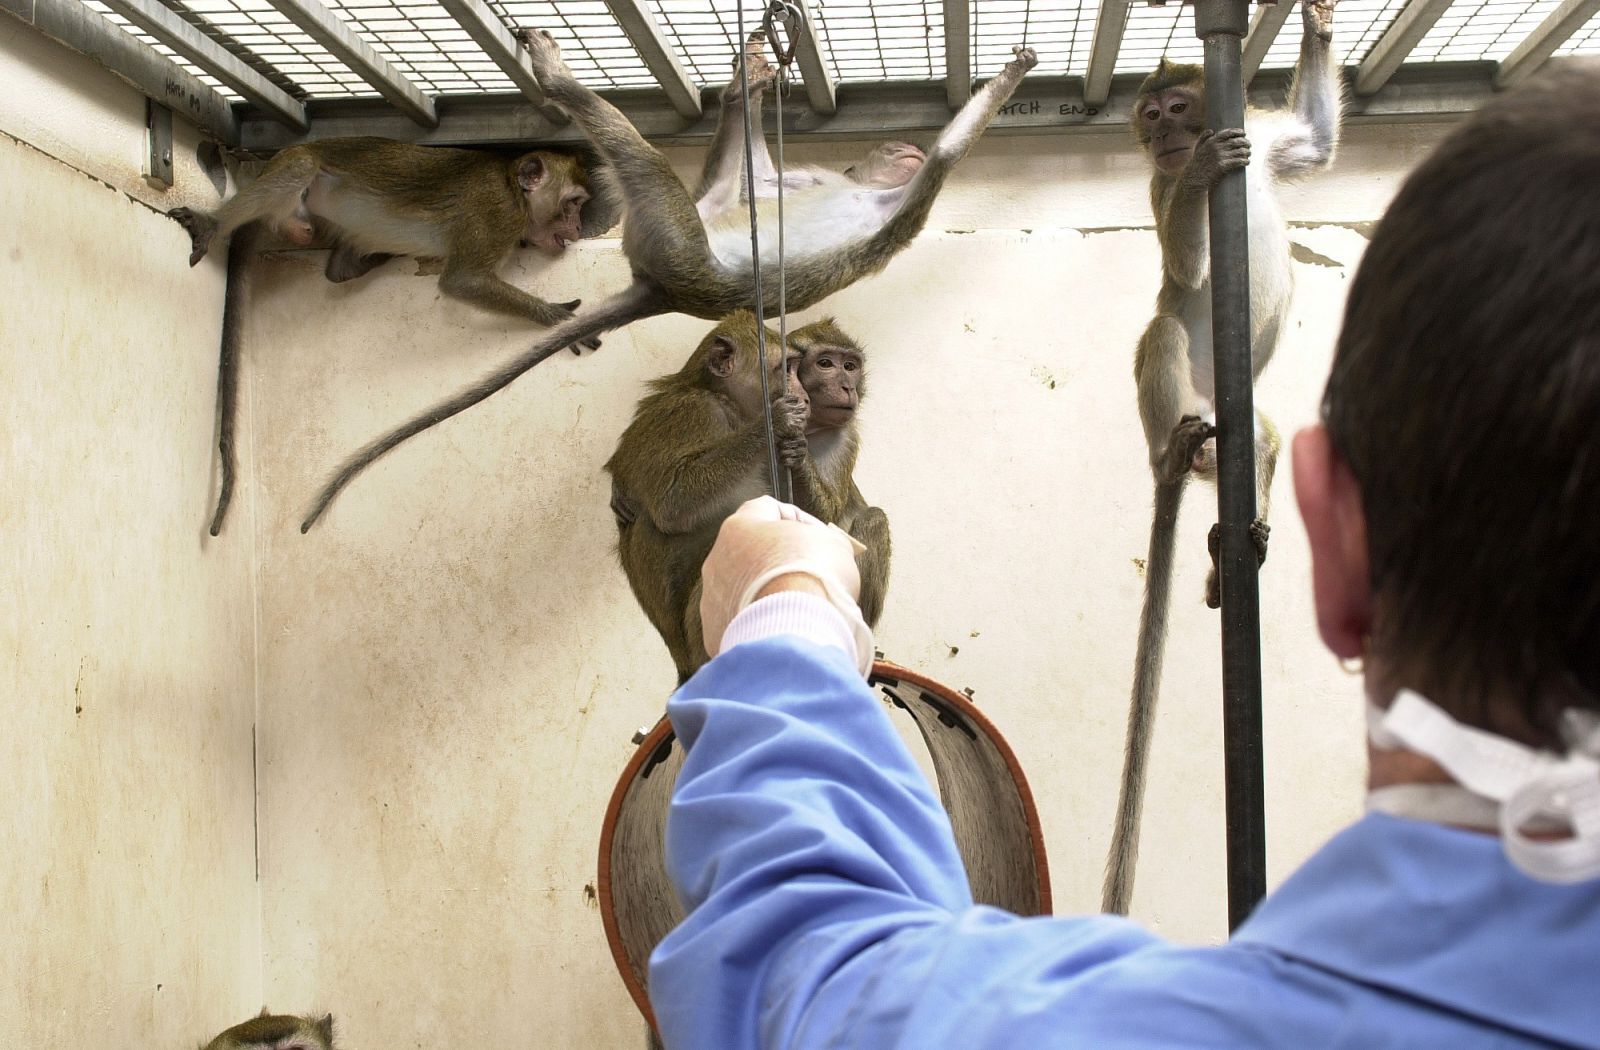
[700,496,870,673]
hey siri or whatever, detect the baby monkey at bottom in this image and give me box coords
[607,313,891,684]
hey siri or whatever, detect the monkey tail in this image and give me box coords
[208,224,258,537]
[1102,477,1185,915]
[300,284,668,533]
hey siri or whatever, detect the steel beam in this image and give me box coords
[435,0,565,122]
[236,63,1497,152]
[1355,0,1455,97]
[263,0,438,127]
[1,0,238,142]
[1240,0,1291,85]
[1495,0,1600,88]
[97,0,307,128]
[790,0,837,116]
[1085,0,1133,108]
[603,0,702,120]
[943,0,970,109]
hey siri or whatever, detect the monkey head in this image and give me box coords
[1133,59,1206,175]
[843,142,926,188]
[692,311,806,417]
[201,1010,335,1050]
[514,150,591,255]
[789,319,864,433]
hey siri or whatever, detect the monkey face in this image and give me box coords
[517,151,591,254]
[844,142,926,188]
[797,345,862,431]
[1138,88,1206,174]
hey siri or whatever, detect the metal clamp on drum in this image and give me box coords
[597,659,1052,1034]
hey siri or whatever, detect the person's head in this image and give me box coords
[1294,60,1600,749]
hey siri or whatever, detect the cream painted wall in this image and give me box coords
[0,25,261,1050]
[247,125,1451,1047]
[2,12,1464,1045]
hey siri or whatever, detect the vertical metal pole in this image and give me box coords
[1193,0,1267,930]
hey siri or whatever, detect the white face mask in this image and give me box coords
[1366,690,1600,884]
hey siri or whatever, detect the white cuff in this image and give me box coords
[721,592,873,678]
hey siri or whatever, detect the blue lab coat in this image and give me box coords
[649,636,1600,1049]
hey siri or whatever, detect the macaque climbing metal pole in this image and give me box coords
[1194,0,1268,930]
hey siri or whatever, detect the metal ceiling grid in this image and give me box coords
[632,1,750,88]
[83,0,245,97]
[1114,3,1191,74]
[1555,8,1600,58]
[1251,0,1409,71]
[487,0,657,88]
[813,0,942,82]
[971,0,1093,77]
[319,0,512,94]
[1411,0,1566,62]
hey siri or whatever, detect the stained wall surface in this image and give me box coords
[246,124,1452,1047]
[0,20,263,1050]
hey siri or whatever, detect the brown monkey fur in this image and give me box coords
[786,319,892,627]
[200,1009,335,1050]
[300,30,1036,531]
[171,137,611,535]
[1105,0,1342,916]
[606,312,808,684]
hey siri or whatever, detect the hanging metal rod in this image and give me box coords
[1193,0,1268,932]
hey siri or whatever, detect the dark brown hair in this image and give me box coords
[1323,60,1600,746]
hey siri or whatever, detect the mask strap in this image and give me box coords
[1369,691,1600,884]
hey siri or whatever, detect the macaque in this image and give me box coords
[786,319,892,626]
[170,137,612,535]
[200,1010,335,1050]
[300,31,1037,531]
[606,312,808,684]
[1105,0,1342,915]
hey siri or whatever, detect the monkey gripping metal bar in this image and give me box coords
[1193,0,1269,930]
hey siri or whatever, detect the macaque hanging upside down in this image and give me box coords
[300,31,1037,530]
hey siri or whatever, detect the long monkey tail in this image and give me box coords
[299,283,668,533]
[1103,477,1186,915]
[208,224,258,537]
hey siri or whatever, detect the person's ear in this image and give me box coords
[1292,424,1372,659]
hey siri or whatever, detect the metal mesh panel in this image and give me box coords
[815,0,942,82]
[1253,0,1409,71]
[489,0,659,88]
[83,0,245,98]
[971,0,1093,77]
[1555,8,1600,57]
[319,0,511,94]
[1411,0,1566,62]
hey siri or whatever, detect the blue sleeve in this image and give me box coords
[647,636,1163,1049]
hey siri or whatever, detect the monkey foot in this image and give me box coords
[724,31,777,100]
[1157,415,1216,485]
[168,206,216,266]
[1204,519,1271,609]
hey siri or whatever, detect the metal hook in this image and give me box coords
[763,0,803,68]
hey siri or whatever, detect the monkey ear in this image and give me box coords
[517,154,548,192]
[708,338,738,379]
[315,1015,334,1043]
[578,161,624,238]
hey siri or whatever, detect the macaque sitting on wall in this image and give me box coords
[173,137,615,536]
[607,314,889,684]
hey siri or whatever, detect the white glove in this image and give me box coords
[700,497,871,674]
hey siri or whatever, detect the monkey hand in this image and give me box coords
[700,497,871,676]
[772,393,810,441]
[1009,46,1039,74]
[1304,0,1336,41]
[724,32,777,101]
[1183,128,1251,190]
